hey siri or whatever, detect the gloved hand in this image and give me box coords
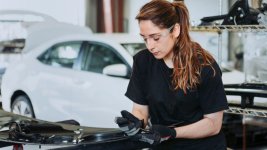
[115,110,144,136]
[134,125,176,145]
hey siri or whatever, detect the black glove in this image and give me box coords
[115,110,144,136]
[134,125,176,145]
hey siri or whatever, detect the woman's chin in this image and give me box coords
[153,54,163,59]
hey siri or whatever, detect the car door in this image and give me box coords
[68,41,132,128]
[35,41,83,121]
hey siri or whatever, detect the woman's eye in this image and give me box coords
[153,37,160,41]
[143,38,148,42]
[152,35,160,41]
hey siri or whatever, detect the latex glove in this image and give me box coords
[115,110,144,136]
[134,125,176,145]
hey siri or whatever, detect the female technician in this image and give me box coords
[116,1,229,149]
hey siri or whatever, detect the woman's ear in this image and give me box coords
[173,23,180,38]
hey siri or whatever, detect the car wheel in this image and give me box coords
[11,95,35,118]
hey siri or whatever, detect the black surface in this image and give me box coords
[52,140,151,150]
[0,110,154,149]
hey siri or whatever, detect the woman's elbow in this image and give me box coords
[205,111,224,136]
[213,128,221,135]
[211,123,222,136]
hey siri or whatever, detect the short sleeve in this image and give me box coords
[198,62,229,114]
[125,51,148,105]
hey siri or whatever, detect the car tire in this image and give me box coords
[11,95,35,118]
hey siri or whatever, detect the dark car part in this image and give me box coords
[200,0,267,25]
[0,110,154,150]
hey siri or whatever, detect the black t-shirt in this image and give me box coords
[125,50,229,150]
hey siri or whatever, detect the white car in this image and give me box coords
[1,22,145,128]
[0,10,58,92]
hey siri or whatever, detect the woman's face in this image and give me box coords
[139,20,179,60]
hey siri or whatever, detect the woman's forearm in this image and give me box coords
[175,111,223,139]
[132,103,149,127]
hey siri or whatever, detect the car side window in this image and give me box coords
[81,43,124,73]
[38,41,82,69]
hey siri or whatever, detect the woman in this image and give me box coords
[116,0,228,149]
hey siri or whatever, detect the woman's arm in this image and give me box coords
[132,102,149,127]
[175,110,224,139]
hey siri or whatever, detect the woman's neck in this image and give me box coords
[163,57,173,68]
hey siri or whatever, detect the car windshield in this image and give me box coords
[121,43,146,56]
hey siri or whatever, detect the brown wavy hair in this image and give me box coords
[136,0,215,93]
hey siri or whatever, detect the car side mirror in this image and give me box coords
[103,64,129,78]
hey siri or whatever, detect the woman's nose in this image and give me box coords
[146,39,155,51]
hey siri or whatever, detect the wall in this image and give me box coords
[0,0,86,26]
[124,0,150,34]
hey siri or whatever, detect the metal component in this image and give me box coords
[225,88,267,94]
[74,129,82,134]
[225,106,267,117]
[191,25,267,32]
[223,83,267,117]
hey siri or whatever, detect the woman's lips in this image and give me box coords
[153,52,159,56]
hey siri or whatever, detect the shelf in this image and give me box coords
[225,106,267,118]
[223,83,267,117]
[190,25,267,32]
